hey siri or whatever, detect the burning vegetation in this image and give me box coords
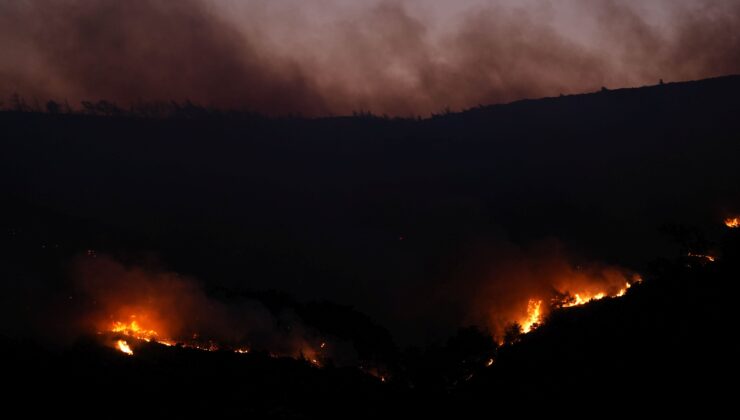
[726,217,740,228]
[519,299,543,334]
[84,249,645,362]
[84,251,643,370]
[509,277,641,339]
[75,256,341,367]
[469,242,644,342]
[116,339,133,356]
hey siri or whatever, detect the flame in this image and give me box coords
[107,316,184,347]
[520,299,542,333]
[110,319,160,342]
[615,282,631,297]
[725,217,739,228]
[116,340,133,355]
[513,276,641,337]
[105,314,326,369]
[561,292,606,308]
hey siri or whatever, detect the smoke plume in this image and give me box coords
[1,0,739,116]
[67,255,357,364]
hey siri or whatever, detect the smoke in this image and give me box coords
[1,0,739,116]
[400,239,635,341]
[66,255,357,364]
[473,241,634,337]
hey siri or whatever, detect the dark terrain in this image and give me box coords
[2,76,739,415]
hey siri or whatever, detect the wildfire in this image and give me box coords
[561,292,606,308]
[520,299,542,333]
[105,314,328,370]
[512,276,641,338]
[725,217,739,228]
[116,340,133,356]
[615,282,631,297]
[110,318,160,342]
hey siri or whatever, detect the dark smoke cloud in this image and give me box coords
[1,0,739,116]
[0,0,329,115]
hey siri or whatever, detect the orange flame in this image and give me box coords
[615,282,631,297]
[116,340,133,355]
[561,292,606,308]
[105,314,326,368]
[513,276,641,337]
[110,319,160,342]
[725,217,739,228]
[520,299,542,333]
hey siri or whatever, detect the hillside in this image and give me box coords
[1,75,739,415]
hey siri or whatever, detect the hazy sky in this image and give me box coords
[1,0,739,115]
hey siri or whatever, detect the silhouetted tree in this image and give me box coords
[46,100,61,114]
[9,93,28,111]
[445,326,496,363]
[503,323,522,344]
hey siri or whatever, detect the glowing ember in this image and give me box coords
[725,217,739,228]
[485,358,494,367]
[520,299,542,333]
[687,252,715,262]
[116,340,133,355]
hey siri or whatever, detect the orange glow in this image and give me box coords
[513,276,641,337]
[687,252,715,262]
[103,313,328,370]
[520,299,542,333]
[725,217,739,228]
[561,292,606,308]
[110,318,160,342]
[116,340,133,355]
[615,282,631,297]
